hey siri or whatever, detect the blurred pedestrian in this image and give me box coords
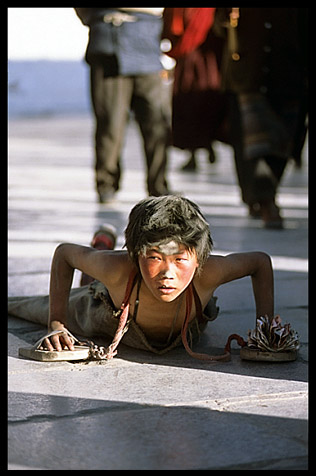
[162,8,230,171]
[75,8,171,202]
[214,8,308,228]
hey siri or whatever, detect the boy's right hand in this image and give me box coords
[42,322,75,351]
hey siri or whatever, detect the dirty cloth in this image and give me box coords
[8,280,219,355]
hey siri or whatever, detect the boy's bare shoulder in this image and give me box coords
[97,250,135,284]
[197,251,271,289]
[196,254,227,288]
[96,250,137,306]
[65,245,134,289]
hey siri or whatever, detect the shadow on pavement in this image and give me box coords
[8,391,308,470]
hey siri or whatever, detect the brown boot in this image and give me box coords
[259,200,283,229]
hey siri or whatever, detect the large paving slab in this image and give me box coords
[8,114,308,470]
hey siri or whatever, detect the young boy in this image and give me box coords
[9,195,274,361]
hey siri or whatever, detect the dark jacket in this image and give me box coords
[215,8,308,97]
[213,8,308,161]
[75,8,163,75]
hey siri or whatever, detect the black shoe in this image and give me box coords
[148,187,175,197]
[208,146,216,164]
[248,202,261,219]
[98,189,116,204]
[181,157,197,171]
[260,200,284,229]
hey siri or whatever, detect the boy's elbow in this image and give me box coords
[51,243,79,277]
[257,251,271,260]
[53,243,74,264]
[54,243,69,256]
[256,251,273,272]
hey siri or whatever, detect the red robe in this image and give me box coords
[163,8,229,149]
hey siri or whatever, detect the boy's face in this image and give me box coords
[138,241,199,302]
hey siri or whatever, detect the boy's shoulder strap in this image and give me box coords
[121,268,139,310]
[102,268,139,360]
[181,284,230,362]
[191,282,203,321]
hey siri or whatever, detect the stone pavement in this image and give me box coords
[8,114,308,470]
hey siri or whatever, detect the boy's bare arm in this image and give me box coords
[46,243,128,351]
[249,253,274,318]
[202,252,274,318]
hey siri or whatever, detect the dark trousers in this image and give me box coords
[90,66,169,196]
[228,94,287,206]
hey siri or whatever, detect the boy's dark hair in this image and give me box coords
[124,195,213,270]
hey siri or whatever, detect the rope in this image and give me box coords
[87,269,138,360]
[181,285,247,362]
[224,333,247,353]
